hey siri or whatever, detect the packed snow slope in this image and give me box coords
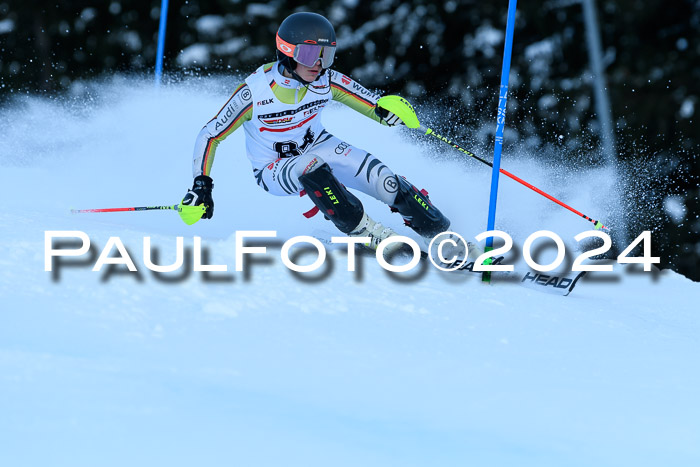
[1,77,699,466]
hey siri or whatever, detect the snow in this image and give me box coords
[195,15,227,36]
[338,14,393,50]
[80,8,98,23]
[473,25,505,59]
[177,43,211,66]
[121,31,143,53]
[664,195,687,223]
[1,76,699,466]
[245,3,278,19]
[0,18,15,35]
[213,37,247,56]
[679,97,695,119]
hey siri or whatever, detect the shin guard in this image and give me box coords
[298,163,364,234]
[390,175,450,237]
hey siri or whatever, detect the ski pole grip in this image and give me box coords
[376,95,421,129]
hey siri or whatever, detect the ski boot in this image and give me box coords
[349,212,404,257]
[298,161,404,258]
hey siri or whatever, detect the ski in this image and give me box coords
[311,230,586,296]
[433,255,586,297]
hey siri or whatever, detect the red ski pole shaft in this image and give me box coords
[71,205,178,214]
[498,168,607,230]
[420,126,609,231]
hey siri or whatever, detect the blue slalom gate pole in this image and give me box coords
[483,0,518,282]
[155,0,170,87]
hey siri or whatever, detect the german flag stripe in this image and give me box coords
[201,102,252,173]
[222,102,252,135]
[205,101,253,139]
[213,83,246,116]
[331,83,374,108]
[201,138,216,174]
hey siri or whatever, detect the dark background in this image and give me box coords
[1,0,697,280]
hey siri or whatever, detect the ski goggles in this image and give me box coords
[277,35,336,68]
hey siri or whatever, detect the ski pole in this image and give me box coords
[70,203,207,225]
[376,95,610,231]
[71,205,178,214]
[418,126,608,230]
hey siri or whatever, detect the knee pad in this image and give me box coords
[298,162,364,234]
[390,175,450,237]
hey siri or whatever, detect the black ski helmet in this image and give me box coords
[276,12,336,78]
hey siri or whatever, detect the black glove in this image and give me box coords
[374,105,403,127]
[182,175,214,219]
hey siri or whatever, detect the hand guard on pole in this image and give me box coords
[375,95,421,129]
[182,175,214,219]
[375,105,404,127]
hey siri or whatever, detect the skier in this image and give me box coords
[181,11,470,262]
